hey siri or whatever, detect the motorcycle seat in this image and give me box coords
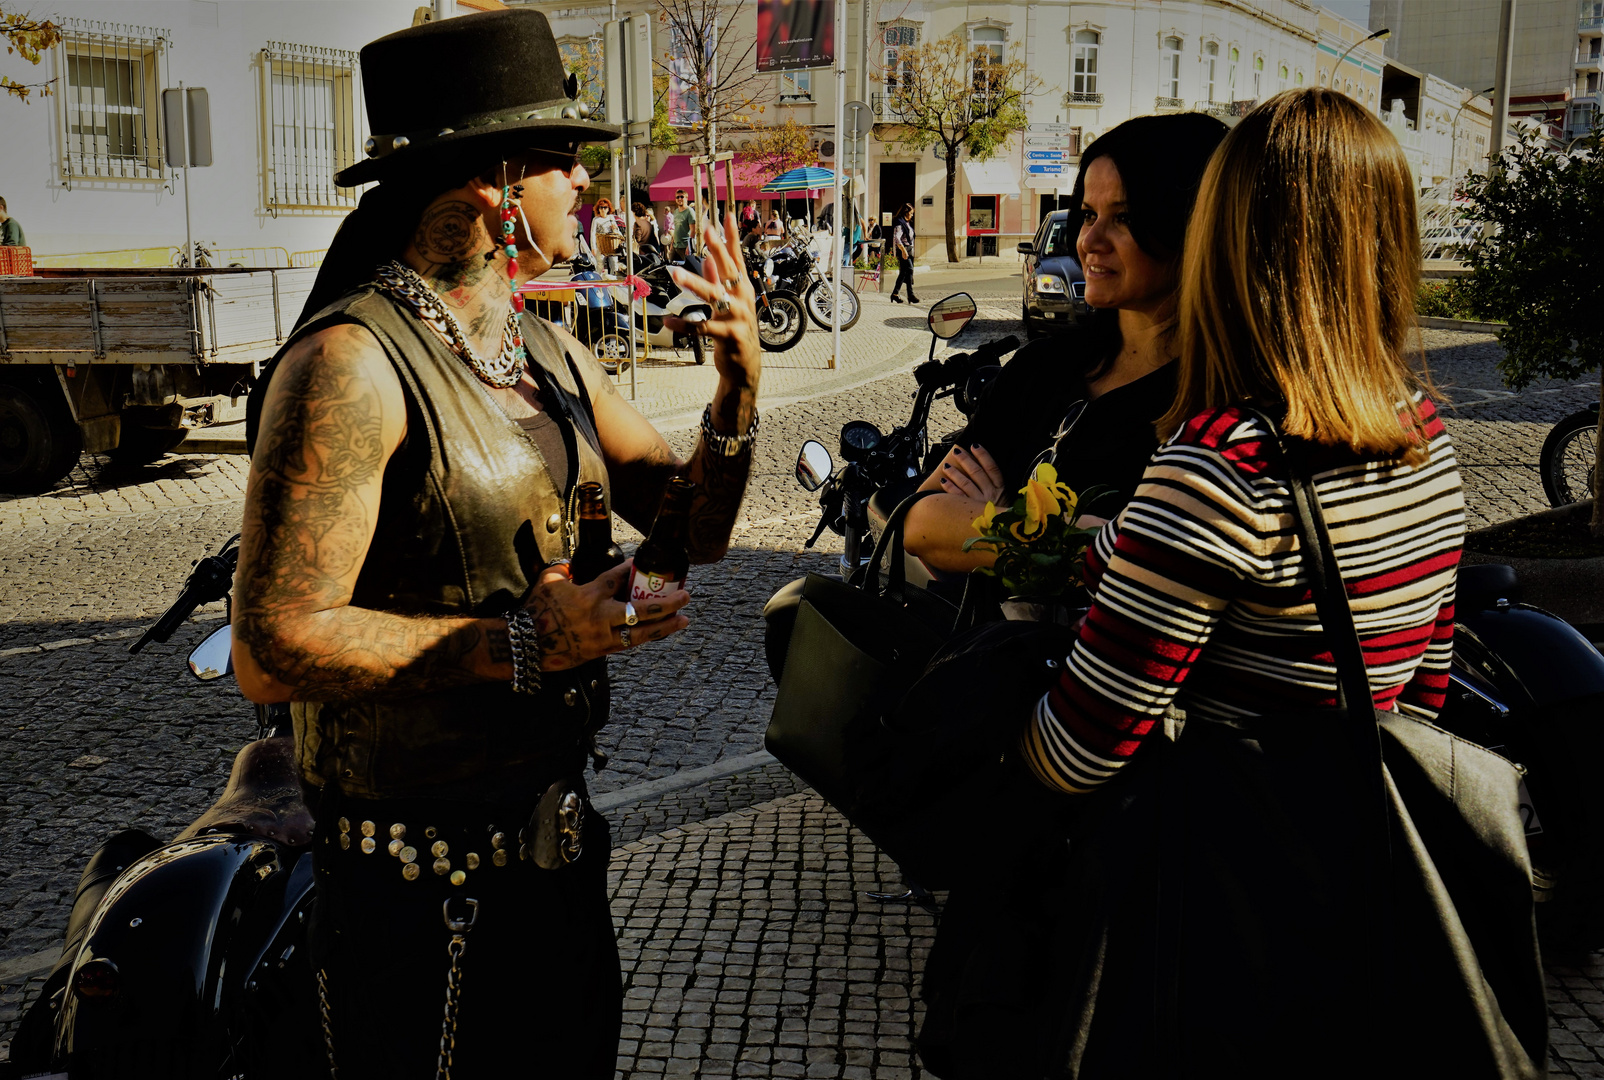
[1456,562,1521,612]
[175,735,315,849]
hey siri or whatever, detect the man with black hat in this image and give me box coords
[231,10,761,1077]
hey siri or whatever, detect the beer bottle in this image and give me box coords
[570,481,624,585]
[628,477,695,604]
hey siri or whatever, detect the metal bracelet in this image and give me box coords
[506,610,543,695]
[701,404,759,457]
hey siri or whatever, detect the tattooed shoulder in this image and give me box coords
[256,323,403,481]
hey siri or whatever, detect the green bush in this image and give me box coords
[1416,279,1485,321]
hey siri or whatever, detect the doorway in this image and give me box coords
[879,161,915,227]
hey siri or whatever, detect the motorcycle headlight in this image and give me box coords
[764,258,775,277]
[1035,274,1067,294]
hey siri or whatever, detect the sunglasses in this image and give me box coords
[526,142,584,172]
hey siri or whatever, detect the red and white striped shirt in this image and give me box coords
[1022,402,1465,795]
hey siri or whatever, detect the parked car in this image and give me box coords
[1017,209,1088,335]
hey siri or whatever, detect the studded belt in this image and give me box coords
[331,780,586,888]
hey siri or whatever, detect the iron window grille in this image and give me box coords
[261,41,365,212]
[56,18,170,183]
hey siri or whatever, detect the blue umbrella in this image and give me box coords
[760,166,837,192]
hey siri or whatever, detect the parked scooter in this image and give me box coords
[3,538,325,1079]
[628,248,713,366]
[566,248,636,372]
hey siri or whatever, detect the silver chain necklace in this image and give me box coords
[373,260,526,389]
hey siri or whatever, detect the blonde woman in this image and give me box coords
[965,89,1539,1077]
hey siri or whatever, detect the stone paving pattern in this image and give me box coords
[1,304,1601,1075]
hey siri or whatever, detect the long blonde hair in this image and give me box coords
[1162,88,1426,457]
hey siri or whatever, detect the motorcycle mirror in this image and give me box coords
[796,440,833,492]
[928,293,978,339]
[188,622,234,681]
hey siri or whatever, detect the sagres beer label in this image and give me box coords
[630,568,684,603]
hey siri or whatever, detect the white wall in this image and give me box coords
[0,0,418,260]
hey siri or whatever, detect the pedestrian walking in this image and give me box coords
[232,11,762,1078]
[632,200,661,257]
[589,196,621,273]
[0,197,25,247]
[888,203,918,304]
[670,188,696,260]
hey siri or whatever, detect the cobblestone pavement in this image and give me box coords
[1,322,1600,1075]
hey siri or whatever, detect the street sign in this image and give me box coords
[162,87,211,167]
[604,16,653,128]
[1027,150,1066,160]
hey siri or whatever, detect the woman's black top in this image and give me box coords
[955,332,1178,511]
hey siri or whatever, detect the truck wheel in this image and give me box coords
[0,378,83,493]
[108,425,189,467]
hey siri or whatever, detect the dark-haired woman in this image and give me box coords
[911,112,1227,1080]
[904,112,1227,576]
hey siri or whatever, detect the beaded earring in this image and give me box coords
[501,184,525,313]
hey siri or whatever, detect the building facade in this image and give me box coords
[0,0,437,263]
[1371,0,1601,140]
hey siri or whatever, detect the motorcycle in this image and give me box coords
[1540,401,1599,507]
[749,255,808,353]
[766,240,861,333]
[4,538,325,1079]
[792,293,1013,584]
[566,248,636,372]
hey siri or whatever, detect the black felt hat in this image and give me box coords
[335,9,620,187]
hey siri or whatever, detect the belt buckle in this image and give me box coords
[528,780,584,870]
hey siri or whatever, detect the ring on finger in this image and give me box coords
[714,286,732,313]
[623,601,639,627]
[620,626,633,648]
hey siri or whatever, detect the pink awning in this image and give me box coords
[649,154,806,201]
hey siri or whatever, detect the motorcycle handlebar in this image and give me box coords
[914,335,1020,390]
[129,539,241,654]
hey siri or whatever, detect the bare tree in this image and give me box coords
[2,9,62,103]
[875,34,1043,262]
[654,0,767,155]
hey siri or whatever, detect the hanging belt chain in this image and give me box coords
[436,896,480,1080]
[318,968,339,1079]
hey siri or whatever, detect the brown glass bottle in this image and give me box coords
[628,477,696,604]
[570,481,624,585]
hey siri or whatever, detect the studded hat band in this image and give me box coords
[361,77,596,161]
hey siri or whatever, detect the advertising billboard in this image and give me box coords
[756,0,834,72]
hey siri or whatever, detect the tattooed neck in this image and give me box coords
[402,195,516,354]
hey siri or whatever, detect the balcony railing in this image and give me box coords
[1155,95,1185,111]
[1583,14,1604,30]
[871,92,909,121]
[1196,100,1235,117]
[1064,91,1103,106]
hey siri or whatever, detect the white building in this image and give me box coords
[0,0,446,264]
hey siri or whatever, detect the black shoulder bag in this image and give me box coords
[1053,415,1547,1079]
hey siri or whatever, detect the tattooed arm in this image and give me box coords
[232,324,685,705]
[569,214,761,563]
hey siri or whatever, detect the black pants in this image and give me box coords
[308,788,621,1079]
[892,258,916,298]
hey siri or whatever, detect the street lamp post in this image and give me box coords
[1334,27,1390,72]
[1450,87,1496,186]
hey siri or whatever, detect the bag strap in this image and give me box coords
[859,490,939,605]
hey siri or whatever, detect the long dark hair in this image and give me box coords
[1069,112,1227,370]
[297,151,517,327]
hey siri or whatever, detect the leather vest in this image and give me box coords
[274,287,612,803]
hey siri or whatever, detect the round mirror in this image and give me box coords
[795,440,834,491]
[188,622,234,681]
[927,293,978,339]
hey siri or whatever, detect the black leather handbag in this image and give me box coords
[763,492,957,824]
[1048,420,1547,1079]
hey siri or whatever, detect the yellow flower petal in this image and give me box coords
[971,501,999,534]
[1032,462,1061,487]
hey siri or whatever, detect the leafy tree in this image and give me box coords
[874,33,1043,262]
[745,116,815,182]
[653,0,765,154]
[2,8,61,103]
[1459,122,1603,533]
